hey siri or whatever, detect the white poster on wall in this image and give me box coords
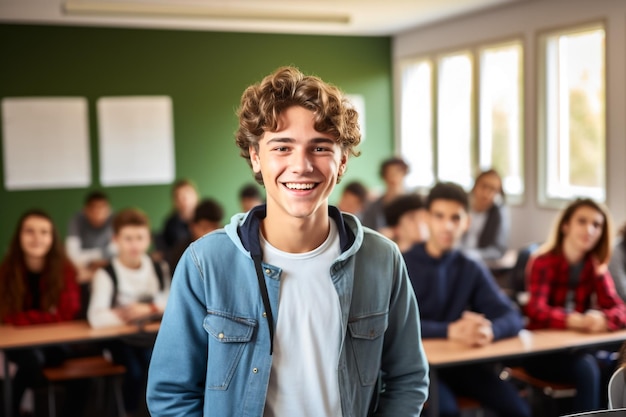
[98,96,175,186]
[2,97,91,190]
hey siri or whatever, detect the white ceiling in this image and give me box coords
[0,0,526,36]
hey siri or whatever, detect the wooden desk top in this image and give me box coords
[424,329,626,367]
[0,320,157,350]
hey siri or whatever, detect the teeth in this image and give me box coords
[285,183,315,190]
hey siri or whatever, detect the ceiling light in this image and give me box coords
[63,1,351,24]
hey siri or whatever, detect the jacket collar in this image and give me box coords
[238,204,354,257]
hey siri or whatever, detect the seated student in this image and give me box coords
[361,157,409,234]
[0,209,84,417]
[523,198,626,413]
[461,169,510,261]
[337,180,370,219]
[168,198,225,269]
[66,190,115,283]
[88,208,170,415]
[383,193,428,252]
[158,179,199,261]
[609,222,626,302]
[238,182,265,212]
[403,182,529,417]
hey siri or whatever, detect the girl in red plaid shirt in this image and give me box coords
[0,209,83,416]
[523,198,626,413]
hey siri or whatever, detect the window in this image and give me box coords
[479,42,524,196]
[398,40,523,198]
[437,51,473,188]
[400,59,433,188]
[539,24,605,203]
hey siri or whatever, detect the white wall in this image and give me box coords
[393,0,626,250]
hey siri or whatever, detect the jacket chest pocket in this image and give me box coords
[347,313,388,386]
[203,311,257,390]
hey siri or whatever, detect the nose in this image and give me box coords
[587,223,597,235]
[290,149,313,174]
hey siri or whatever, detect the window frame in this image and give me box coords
[537,21,607,208]
[397,36,525,204]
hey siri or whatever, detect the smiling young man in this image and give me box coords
[402,182,529,417]
[147,66,429,417]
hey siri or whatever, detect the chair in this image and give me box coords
[507,242,540,309]
[500,366,577,416]
[609,367,626,409]
[422,395,485,416]
[42,355,127,417]
[456,396,484,417]
[560,407,626,416]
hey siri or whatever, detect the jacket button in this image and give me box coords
[262,312,267,318]
[218,332,224,339]
[253,368,258,373]
[264,268,271,274]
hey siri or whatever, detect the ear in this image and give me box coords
[249,146,261,173]
[462,213,471,233]
[338,153,348,176]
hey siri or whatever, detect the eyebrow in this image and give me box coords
[266,137,336,145]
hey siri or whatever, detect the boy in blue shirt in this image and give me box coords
[403,181,529,417]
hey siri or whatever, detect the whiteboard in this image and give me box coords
[2,97,91,190]
[98,96,175,186]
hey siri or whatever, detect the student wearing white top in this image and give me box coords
[461,169,510,261]
[88,208,170,415]
[147,66,429,417]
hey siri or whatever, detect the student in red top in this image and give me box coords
[524,198,626,413]
[0,209,82,416]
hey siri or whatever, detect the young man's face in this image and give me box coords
[191,220,219,240]
[338,191,363,215]
[397,209,429,246]
[383,164,407,190]
[174,185,199,218]
[427,199,469,253]
[249,106,347,221]
[84,199,111,228]
[113,226,151,262]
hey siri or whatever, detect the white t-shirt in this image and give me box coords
[87,254,169,328]
[262,221,343,417]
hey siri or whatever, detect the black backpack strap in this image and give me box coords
[103,263,118,307]
[151,260,165,291]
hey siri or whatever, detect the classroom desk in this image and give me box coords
[0,320,159,416]
[422,329,626,416]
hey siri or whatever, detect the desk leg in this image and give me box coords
[429,367,439,417]
[3,350,11,417]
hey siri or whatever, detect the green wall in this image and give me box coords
[0,24,394,253]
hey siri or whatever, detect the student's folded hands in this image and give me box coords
[448,311,494,347]
[114,302,154,323]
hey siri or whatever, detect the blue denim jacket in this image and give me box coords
[147,206,429,417]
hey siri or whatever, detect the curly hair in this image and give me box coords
[235,66,361,185]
